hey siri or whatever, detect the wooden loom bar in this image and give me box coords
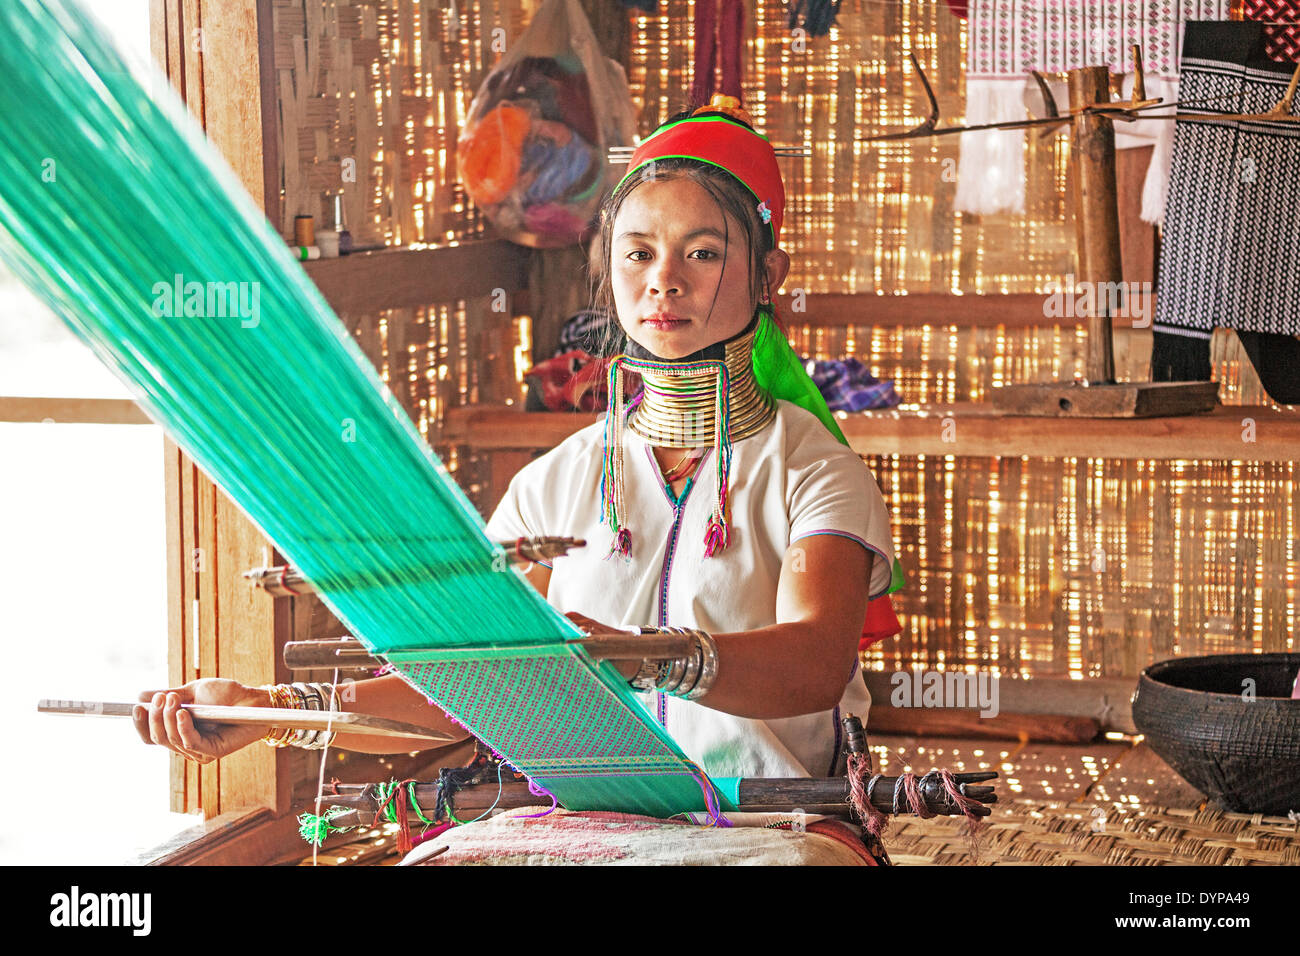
[281,634,696,669]
[315,772,999,826]
[443,404,1300,463]
[37,700,456,742]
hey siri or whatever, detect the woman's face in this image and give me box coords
[610,176,777,360]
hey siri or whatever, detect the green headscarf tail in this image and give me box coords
[751,303,906,596]
[751,303,847,445]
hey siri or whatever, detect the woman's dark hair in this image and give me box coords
[587,109,776,359]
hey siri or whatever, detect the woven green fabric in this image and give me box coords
[0,0,731,818]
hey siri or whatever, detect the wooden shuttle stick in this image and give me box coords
[37,699,455,743]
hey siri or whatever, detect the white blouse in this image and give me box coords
[485,400,896,780]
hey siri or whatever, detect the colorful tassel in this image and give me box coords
[600,357,633,559]
[600,353,738,562]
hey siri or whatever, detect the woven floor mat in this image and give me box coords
[868,734,1130,802]
[882,800,1300,866]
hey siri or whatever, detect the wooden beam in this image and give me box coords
[138,807,307,865]
[861,672,1137,734]
[153,0,289,822]
[771,291,1157,330]
[1116,145,1157,286]
[301,241,531,315]
[510,290,1160,330]
[443,403,1300,463]
[0,396,150,425]
[865,707,1101,743]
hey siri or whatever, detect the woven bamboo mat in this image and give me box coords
[868,735,1131,802]
[882,800,1300,866]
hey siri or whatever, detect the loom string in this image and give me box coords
[683,759,732,828]
[447,761,506,826]
[311,667,341,867]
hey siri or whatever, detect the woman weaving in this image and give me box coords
[134,98,900,856]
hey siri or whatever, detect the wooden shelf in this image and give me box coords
[443,402,1300,462]
[301,239,530,314]
[772,291,1156,330]
[0,396,151,425]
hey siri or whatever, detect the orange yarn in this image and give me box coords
[458,102,532,206]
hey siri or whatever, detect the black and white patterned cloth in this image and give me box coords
[1155,22,1300,339]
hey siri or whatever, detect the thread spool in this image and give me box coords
[295,245,321,261]
[294,215,315,247]
[316,229,340,258]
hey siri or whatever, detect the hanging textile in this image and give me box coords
[1154,21,1300,347]
[691,0,745,108]
[958,1,1230,221]
[0,0,734,819]
[786,0,843,38]
[1237,330,1300,403]
[1243,0,1300,62]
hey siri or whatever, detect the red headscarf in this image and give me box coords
[616,95,786,245]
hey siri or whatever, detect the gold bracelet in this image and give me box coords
[261,683,300,748]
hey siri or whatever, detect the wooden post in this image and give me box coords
[153,0,293,820]
[993,68,1216,416]
[1068,66,1120,385]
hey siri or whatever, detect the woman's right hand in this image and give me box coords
[133,678,272,764]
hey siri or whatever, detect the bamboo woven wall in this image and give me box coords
[271,0,542,244]
[627,0,1073,294]
[273,0,1297,679]
[787,324,1283,406]
[865,455,1297,679]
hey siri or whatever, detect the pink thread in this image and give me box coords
[516,779,559,818]
[685,765,732,828]
[703,517,729,557]
[846,752,890,839]
[410,822,453,846]
[938,768,988,860]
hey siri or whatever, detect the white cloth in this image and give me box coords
[957,0,1229,220]
[485,399,896,781]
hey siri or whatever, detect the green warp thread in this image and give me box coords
[0,0,725,821]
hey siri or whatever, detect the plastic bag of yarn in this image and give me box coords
[457,0,635,248]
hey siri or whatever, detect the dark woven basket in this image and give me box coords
[1131,653,1300,815]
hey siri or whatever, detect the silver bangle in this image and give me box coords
[649,628,718,701]
[660,653,689,694]
[629,657,662,692]
[629,626,719,701]
[679,630,719,701]
[676,637,703,696]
